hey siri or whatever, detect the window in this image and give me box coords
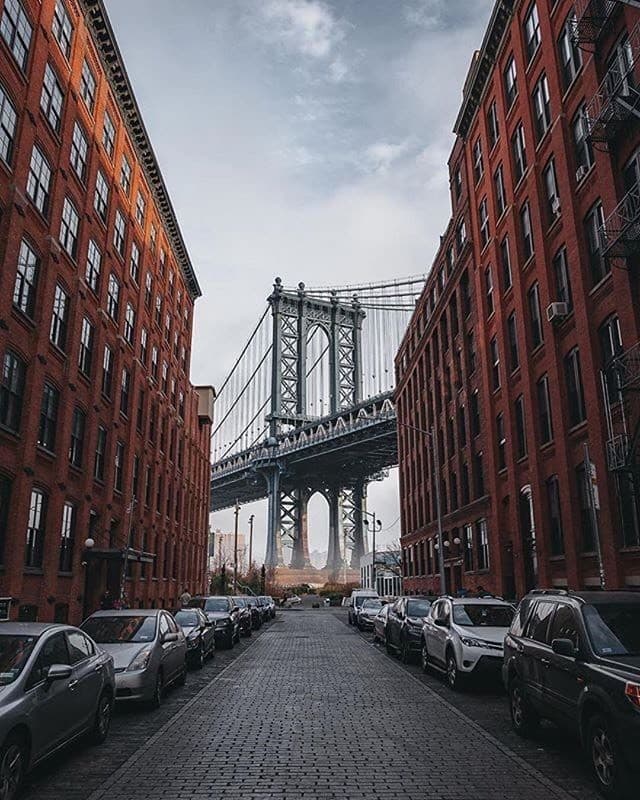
[124,303,135,345]
[130,242,140,283]
[120,154,131,194]
[1,0,32,71]
[463,524,474,571]
[0,476,11,563]
[485,267,494,316]
[70,121,88,181]
[135,191,146,226]
[102,110,115,158]
[26,146,51,215]
[537,375,553,444]
[136,389,145,432]
[487,100,499,148]
[490,337,500,391]
[453,167,462,200]
[78,317,94,376]
[524,3,541,62]
[120,368,130,415]
[476,519,489,570]
[0,350,25,433]
[52,1,73,59]
[473,138,484,183]
[113,209,126,257]
[25,488,47,569]
[85,239,101,293]
[144,272,152,307]
[572,104,593,177]
[58,502,75,572]
[527,282,543,349]
[585,201,608,285]
[496,413,506,471]
[520,202,534,261]
[94,426,107,481]
[102,346,113,397]
[80,59,96,113]
[114,441,124,492]
[93,171,109,222]
[558,12,582,90]
[13,239,39,317]
[546,475,564,556]
[471,389,480,437]
[577,463,596,551]
[532,74,552,142]
[178,391,184,418]
[40,63,63,132]
[155,294,162,326]
[543,159,560,222]
[512,123,527,183]
[515,395,527,459]
[49,284,69,351]
[69,406,85,468]
[0,85,17,165]
[564,347,587,426]
[504,55,517,108]
[507,312,519,371]
[552,246,572,309]
[140,327,148,366]
[525,600,555,643]
[161,361,168,394]
[456,219,467,252]
[151,346,158,380]
[494,165,507,217]
[59,197,79,258]
[500,236,512,289]
[479,198,490,247]
[599,315,623,402]
[67,631,94,662]
[38,382,59,451]
[106,273,120,321]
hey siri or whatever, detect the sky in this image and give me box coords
[104,0,494,561]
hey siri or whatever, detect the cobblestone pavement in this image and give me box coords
[29,609,595,800]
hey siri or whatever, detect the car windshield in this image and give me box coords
[363,599,383,609]
[407,600,431,617]
[355,595,376,608]
[0,635,38,686]
[234,598,246,608]
[204,598,229,612]
[174,610,200,628]
[82,615,157,644]
[583,602,640,657]
[453,604,514,627]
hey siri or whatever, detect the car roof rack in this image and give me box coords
[528,588,569,596]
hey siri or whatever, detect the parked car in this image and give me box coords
[263,596,276,618]
[372,603,392,644]
[503,589,640,799]
[347,590,378,625]
[230,598,253,637]
[386,596,433,662]
[256,597,271,623]
[283,596,301,608]
[357,598,384,631]
[244,596,263,629]
[0,622,115,799]
[188,596,240,648]
[422,596,514,688]
[82,609,187,707]
[173,608,216,667]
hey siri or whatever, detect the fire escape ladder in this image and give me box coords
[605,344,640,472]
[600,180,640,259]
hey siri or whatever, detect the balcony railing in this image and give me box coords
[600,181,640,258]
[573,0,618,45]
[611,340,640,390]
[607,433,631,471]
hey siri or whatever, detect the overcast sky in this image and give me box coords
[104,0,494,561]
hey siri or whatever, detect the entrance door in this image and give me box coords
[519,487,538,592]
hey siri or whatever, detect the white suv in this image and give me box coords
[421,596,514,690]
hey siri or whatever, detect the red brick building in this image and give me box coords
[0,0,214,623]
[397,0,640,599]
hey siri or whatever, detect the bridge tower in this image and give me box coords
[263,278,368,571]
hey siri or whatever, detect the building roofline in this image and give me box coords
[80,0,202,300]
[453,0,515,139]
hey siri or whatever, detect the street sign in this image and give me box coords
[0,598,11,621]
[589,461,600,511]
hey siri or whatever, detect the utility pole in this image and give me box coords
[233,500,240,594]
[363,511,382,593]
[248,514,255,571]
[432,426,446,596]
[583,442,606,589]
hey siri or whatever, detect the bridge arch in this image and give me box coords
[305,324,331,419]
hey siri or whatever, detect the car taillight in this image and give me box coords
[624,682,640,709]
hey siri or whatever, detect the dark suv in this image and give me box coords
[503,590,640,799]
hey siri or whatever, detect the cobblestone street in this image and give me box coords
[21,609,602,800]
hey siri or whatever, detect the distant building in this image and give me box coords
[211,529,248,571]
[360,551,402,596]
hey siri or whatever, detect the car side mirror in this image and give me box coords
[551,638,577,658]
[434,618,448,628]
[46,664,72,683]
[162,632,179,644]
[205,620,214,627]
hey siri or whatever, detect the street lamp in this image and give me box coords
[248,514,255,572]
[233,500,240,594]
[363,511,382,593]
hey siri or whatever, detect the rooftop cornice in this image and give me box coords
[453,0,515,140]
[80,0,202,300]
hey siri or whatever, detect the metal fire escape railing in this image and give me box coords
[574,1,640,46]
[604,342,640,471]
[586,22,640,142]
[600,180,640,258]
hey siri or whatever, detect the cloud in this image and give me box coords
[403,0,445,29]
[256,0,347,61]
[363,140,413,174]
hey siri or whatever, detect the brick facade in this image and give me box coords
[0,0,213,623]
[397,0,640,599]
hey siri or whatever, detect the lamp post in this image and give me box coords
[248,514,255,572]
[82,537,95,620]
[233,500,240,594]
[363,511,382,593]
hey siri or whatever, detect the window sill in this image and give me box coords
[36,446,56,461]
[589,271,613,298]
[568,420,588,437]
[58,571,73,578]
[0,424,21,442]
[11,306,37,331]
[521,253,535,272]
[549,554,565,562]
[560,65,584,105]
[524,44,542,77]
[540,439,555,452]
[575,163,596,191]
[23,568,44,576]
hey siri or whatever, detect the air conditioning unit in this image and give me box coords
[546,302,569,323]
[550,196,561,216]
[576,165,588,182]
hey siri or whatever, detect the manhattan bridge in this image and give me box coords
[210,276,424,572]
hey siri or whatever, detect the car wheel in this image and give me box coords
[150,669,163,709]
[446,651,462,690]
[509,677,539,737]
[90,691,113,744]
[588,714,631,799]
[0,734,27,800]
[421,640,430,673]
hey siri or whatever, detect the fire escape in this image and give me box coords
[574,0,640,48]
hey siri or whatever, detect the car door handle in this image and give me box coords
[68,679,79,690]
[94,664,103,672]
[540,658,551,668]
